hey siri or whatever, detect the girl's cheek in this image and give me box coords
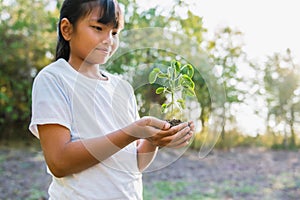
[112,38,119,49]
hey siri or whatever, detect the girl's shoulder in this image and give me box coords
[34,59,79,86]
[33,59,78,91]
[36,59,73,78]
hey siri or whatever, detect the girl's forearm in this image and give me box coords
[39,124,137,178]
[137,139,158,172]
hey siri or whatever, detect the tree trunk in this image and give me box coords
[289,106,296,148]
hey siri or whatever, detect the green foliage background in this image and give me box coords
[0,0,57,139]
[1,0,300,149]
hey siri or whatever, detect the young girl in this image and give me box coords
[29,0,194,199]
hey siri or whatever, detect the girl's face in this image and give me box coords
[69,7,120,67]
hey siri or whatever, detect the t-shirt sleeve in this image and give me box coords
[131,90,140,121]
[29,72,72,138]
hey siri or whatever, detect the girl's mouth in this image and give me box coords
[96,48,110,54]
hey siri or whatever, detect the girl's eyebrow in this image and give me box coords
[88,19,118,29]
[88,19,106,25]
[88,18,100,22]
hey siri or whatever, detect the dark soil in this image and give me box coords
[167,119,182,127]
[1,144,300,200]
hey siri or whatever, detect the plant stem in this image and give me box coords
[171,72,176,114]
[171,90,174,114]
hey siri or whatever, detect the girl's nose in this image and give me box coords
[102,33,113,45]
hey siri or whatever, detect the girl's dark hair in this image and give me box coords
[55,0,124,61]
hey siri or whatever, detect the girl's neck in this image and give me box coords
[68,58,108,80]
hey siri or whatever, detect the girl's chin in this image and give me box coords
[85,50,114,65]
[85,57,109,65]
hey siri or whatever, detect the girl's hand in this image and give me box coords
[147,121,193,148]
[122,116,170,139]
[123,116,194,148]
[145,119,195,148]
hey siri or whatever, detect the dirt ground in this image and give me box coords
[1,145,300,200]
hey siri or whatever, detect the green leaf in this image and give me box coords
[172,60,181,72]
[181,64,194,78]
[157,73,169,78]
[149,68,160,84]
[183,87,196,97]
[153,68,161,73]
[161,103,168,113]
[180,74,195,89]
[177,99,186,109]
[6,106,13,113]
[155,87,165,94]
[167,66,174,78]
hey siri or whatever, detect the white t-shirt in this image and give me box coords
[29,59,143,200]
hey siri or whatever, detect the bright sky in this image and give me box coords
[191,0,300,61]
[138,0,300,61]
[137,0,300,135]
[191,0,300,135]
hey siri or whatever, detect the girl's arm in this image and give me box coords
[38,124,137,178]
[38,117,192,177]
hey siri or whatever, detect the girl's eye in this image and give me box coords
[92,26,102,31]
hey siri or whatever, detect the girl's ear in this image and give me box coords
[60,18,73,41]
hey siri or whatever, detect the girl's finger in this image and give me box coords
[160,127,191,147]
[154,121,189,138]
[169,122,189,133]
[171,131,192,146]
[139,116,171,130]
[167,137,192,148]
[188,121,195,131]
[172,126,190,142]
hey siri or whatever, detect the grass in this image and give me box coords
[270,172,300,190]
[221,184,258,199]
[26,188,47,200]
[143,173,300,200]
[143,180,188,200]
[173,193,219,200]
[0,154,5,175]
[1,140,300,199]
[143,179,259,200]
[143,180,220,200]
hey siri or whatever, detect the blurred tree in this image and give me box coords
[203,26,247,146]
[263,49,300,148]
[0,0,58,139]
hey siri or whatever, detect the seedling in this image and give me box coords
[148,60,196,125]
